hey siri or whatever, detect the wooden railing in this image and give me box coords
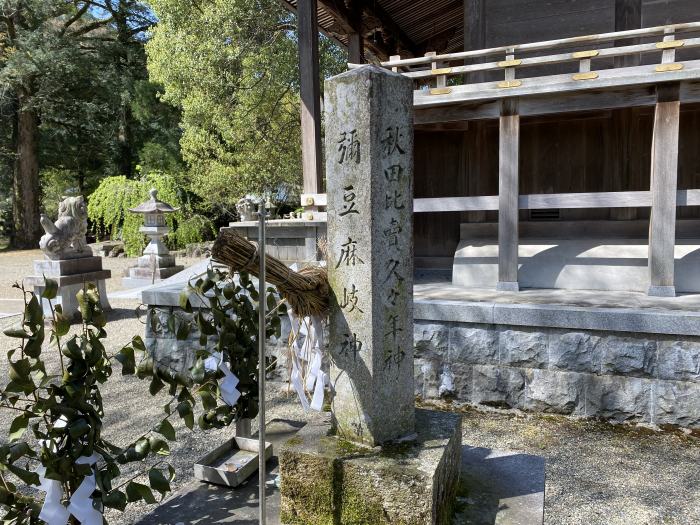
[348,21,700,107]
[301,190,700,213]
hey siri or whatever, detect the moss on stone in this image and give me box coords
[285,436,303,447]
[339,484,388,524]
[320,436,373,457]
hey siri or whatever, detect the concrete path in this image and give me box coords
[0,299,23,319]
[137,420,545,525]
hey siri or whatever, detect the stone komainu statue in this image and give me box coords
[236,197,257,222]
[39,196,90,260]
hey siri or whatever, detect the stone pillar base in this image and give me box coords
[497,281,520,292]
[27,271,111,319]
[280,409,462,525]
[647,285,676,297]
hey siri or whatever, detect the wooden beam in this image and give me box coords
[414,82,700,123]
[347,0,363,64]
[298,0,324,195]
[648,84,681,297]
[498,100,520,292]
[382,21,700,68]
[413,58,700,109]
[306,189,700,213]
[398,37,700,81]
[316,0,354,33]
[360,2,418,57]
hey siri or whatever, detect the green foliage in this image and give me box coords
[87,171,215,256]
[0,280,176,522]
[128,267,285,429]
[146,0,346,206]
[171,214,217,248]
[0,1,182,243]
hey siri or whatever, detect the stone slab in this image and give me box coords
[127,265,184,280]
[414,297,700,337]
[279,408,462,525]
[25,270,111,287]
[135,254,177,268]
[32,256,103,277]
[456,447,545,525]
[452,238,700,294]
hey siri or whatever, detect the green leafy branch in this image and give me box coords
[0,280,179,523]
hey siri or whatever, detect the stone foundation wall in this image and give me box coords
[143,302,700,429]
[414,321,700,428]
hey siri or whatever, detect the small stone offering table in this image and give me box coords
[26,195,111,317]
[279,65,462,525]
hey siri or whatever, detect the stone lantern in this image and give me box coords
[122,189,184,288]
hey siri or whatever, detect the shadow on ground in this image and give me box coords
[137,421,545,525]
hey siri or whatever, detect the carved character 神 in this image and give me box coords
[39,196,90,260]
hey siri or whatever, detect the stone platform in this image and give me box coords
[279,409,462,525]
[413,283,700,428]
[26,256,111,318]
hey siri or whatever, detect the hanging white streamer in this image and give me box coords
[288,311,327,411]
[36,454,101,525]
[204,351,241,407]
[37,468,70,525]
[66,455,101,525]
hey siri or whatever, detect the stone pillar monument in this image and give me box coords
[326,64,416,445]
[280,66,462,524]
[26,196,111,318]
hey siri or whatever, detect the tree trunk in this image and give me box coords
[118,102,134,178]
[11,91,42,249]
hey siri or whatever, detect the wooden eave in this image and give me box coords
[278,0,464,60]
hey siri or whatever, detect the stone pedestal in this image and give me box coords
[280,409,462,525]
[26,256,111,318]
[122,253,184,289]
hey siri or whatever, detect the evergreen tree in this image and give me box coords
[146,0,346,206]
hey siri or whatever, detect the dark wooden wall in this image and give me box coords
[414,104,700,259]
[483,0,699,48]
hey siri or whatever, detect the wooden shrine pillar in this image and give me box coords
[347,0,364,64]
[648,84,680,297]
[298,0,324,194]
[498,99,520,292]
[611,0,642,221]
[464,0,487,223]
[464,0,485,81]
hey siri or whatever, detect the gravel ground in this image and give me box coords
[0,249,698,524]
[429,399,700,525]
[0,247,205,298]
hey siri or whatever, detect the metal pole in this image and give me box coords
[257,202,267,525]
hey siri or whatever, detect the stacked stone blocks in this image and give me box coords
[414,321,700,427]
